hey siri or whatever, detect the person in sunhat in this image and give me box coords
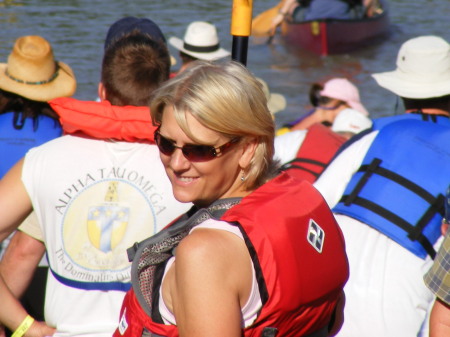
[0,35,76,179]
[0,35,76,335]
[169,21,230,75]
[288,77,369,132]
[313,35,450,337]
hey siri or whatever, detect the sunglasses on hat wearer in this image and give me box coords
[154,129,240,162]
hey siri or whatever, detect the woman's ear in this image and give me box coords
[238,139,258,170]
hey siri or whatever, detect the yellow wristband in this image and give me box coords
[11,315,34,337]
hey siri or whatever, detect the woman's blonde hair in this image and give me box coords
[150,60,278,190]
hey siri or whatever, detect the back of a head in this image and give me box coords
[150,60,277,189]
[104,16,166,50]
[101,32,170,106]
[320,78,369,115]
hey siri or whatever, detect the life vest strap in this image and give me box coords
[280,158,326,178]
[344,158,382,206]
[340,195,437,258]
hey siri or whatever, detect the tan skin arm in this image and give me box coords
[430,298,450,337]
[0,159,55,336]
[162,227,253,337]
[0,159,32,242]
[0,231,45,297]
[270,0,295,34]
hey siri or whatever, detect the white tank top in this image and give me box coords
[158,218,262,327]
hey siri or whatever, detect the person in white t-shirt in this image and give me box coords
[0,18,191,337]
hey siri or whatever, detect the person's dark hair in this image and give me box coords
[402,95,450,114]
[101,32,171,106]
[309,83,323,107]
[179,51,197,64]
[0,89,59,131]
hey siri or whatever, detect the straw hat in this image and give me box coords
[372,35,450,99]
[332,108,373,134]
[169,21,230,61]
[320,78,369,116]
[257,78,287,115]
[0,35,76,102]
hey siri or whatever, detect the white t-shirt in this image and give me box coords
[21,135,191,337]
[273,130,307,165]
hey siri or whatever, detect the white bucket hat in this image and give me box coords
[169,21,230,61]
[332,108,373,134]
[257,77,287,115]
[319,78,369,116]
[372,35,450,99]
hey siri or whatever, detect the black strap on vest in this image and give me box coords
[128,198,242,328]
[410,110,450,123]
[280,158,326,178]
[339,158,444,259]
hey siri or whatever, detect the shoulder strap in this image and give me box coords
[129,198,242,318]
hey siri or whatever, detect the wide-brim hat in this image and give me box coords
[169,21,230,61]
[320,78,369,116]
[372,35,450,99]
[257,77,286,115]
[105,16,176,66]
[0,35,76,102]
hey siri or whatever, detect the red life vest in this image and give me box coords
[280,124,346,183]
[114,173,349,337]
[49,97,157,142]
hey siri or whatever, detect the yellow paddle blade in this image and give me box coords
[251,1,285,37]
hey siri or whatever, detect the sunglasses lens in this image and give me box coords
[155,132,176,156]
[155,130,237,162]
[182,145,215,162]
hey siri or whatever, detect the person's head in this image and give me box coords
[318,78,369,116]
[372,35,450,114]
[0,35,76,125]
[100,32,171,106]
[256,77,287,117]
[104,16,167,50]
[150,60,277,207]
[169,21,230,62]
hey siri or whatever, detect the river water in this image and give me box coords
[0,0,449,127]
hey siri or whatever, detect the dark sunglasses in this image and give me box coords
[154,130,240,162]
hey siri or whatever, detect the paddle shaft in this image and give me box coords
[232,36,249,66]
[231,0,253,66]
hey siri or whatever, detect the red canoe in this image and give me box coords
[280,2,390,56]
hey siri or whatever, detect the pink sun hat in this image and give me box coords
[320,78,369,116]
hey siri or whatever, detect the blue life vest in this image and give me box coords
[0,112,62,178]
[372,112,450,130]
[333,119,450,259]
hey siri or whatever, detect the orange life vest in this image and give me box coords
[49,97,157,142]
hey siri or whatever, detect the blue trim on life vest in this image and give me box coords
[372,112,450,130]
